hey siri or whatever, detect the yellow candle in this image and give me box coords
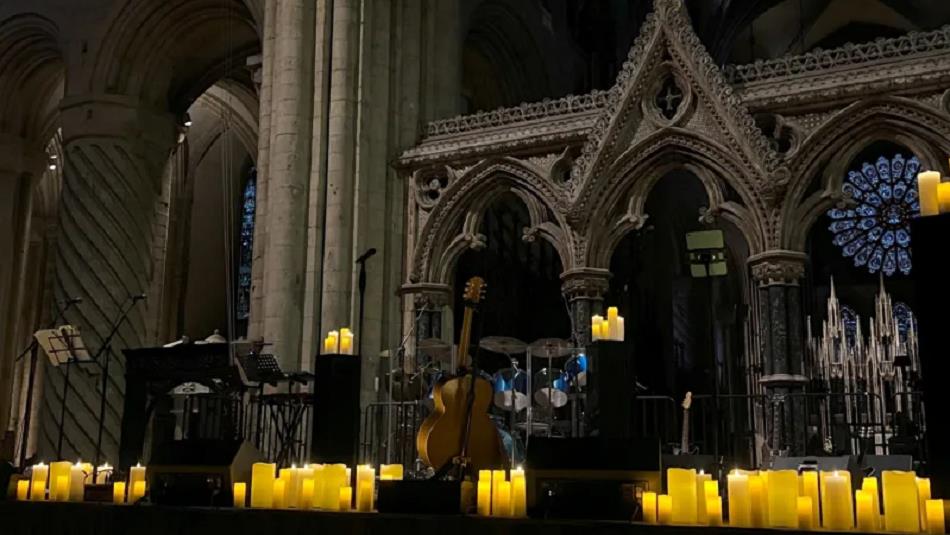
[492,469,506,515]
[273,479,286,509]
[130,480,146,502]
[926,499,945,535]
[591,315,603,340]
[728,471,751,527]
[696,472,712,524]
[129,463,146,489]
[797,496,813,530]
[802,471,820,528]
[607,307,619,340]
[339,486,352,511]
[704,479,718,500]
[919,171,941,216]
[251,462,276,508]
[324,331,339,354]
[667,468,698,524]
[863,477,881,519]
[279,466,300,508]
[301,479,315,509]
[617,317,625,341]
[510,466,525,481]
[95,464,113,485]
[641,491,658,523]
[357,481,372,511]
[323,464,347,510]
[49,461,70,501]
[707,496,723,526]
[857,489,877,532]
[920,478,933,531]
[824,471,854,531]
[30,462,48,501]
[939,182,950,214]
[512,474,527,517]
[54,475,68,502]
[884,471,921,533]
[79,462,93,485]
[340,328,353,355]
[233,482,247,508]
[767,470,798,528]
[658,494,673,525]
[69,462,85,501]
[477,479,492,516]
[494,481,512,517]
[749,474,765,527]
[113,481,126,504]
[16,480,29,501]
[380,464,403,480]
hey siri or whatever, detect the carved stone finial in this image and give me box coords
[653,0,685,18]
[760,166,791,207]
[749,250,808,286]
[560,268,611,302]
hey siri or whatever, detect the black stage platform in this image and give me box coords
[0,502,820,535]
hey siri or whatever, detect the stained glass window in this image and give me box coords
[893,302,915,343]
[841,305,858,347]
[237,168,256,320]
[827,154,919,276]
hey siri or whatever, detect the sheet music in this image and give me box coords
[34,325,92,366]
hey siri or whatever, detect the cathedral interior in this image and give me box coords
[3,0,950,531]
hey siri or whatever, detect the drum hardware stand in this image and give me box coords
[93,293,146,469]
[14,297,80,467]
[387,303,428,466]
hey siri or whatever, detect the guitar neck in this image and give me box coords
[680,409,690,453]
[457,306,475,369]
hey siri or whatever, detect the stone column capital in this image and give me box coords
[560,268,611,302]
[399,282,452,308]
[748,250,808,286]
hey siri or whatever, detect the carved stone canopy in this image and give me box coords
[560,267,611,302]
[399,282,452,309]
[748,250,808,286]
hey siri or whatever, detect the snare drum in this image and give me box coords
[492,367,528,412]
[565,353,588,388]
[533,368,569,409]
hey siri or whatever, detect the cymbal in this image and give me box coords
[479,336,527,355]
[417,338,452,363]
[528,338,573,358]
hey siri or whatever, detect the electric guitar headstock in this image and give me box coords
[463,277,487,307]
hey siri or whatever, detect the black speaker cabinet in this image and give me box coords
[587,340,636,439]
[311,354,361,466]
[147,439,261,506]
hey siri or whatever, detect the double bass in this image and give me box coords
[416,277,506,472]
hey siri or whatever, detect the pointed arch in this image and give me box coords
[782,97,950,251]
[410,158,573,286]
[0,13,63,145]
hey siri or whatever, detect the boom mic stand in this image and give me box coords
[14,297,81,467]
[93,294,146,469]
[355,248,377,358]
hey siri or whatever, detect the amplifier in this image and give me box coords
[147,440,261,506]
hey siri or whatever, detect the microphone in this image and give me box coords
[355,248,377,264]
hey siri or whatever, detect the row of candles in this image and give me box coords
[643,468,945,533]
[475,468,528,517]
[591,306,625,342]
[917,171,950,216]
[16,461,146,504]
[322,328,355,355]
[243,462,403,511]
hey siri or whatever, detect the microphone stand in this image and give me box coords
[355,250,375,357]
[93,296,144,468]
[14,299,78,467]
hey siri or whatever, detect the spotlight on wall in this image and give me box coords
[48,163,57,171]
[182,113,193,128]
[50,154,57,160]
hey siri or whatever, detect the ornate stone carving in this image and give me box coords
[399,282,452,309]
[560,268,611,302]
[749,250,808,286]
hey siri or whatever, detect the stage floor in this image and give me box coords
[0,501,822,535]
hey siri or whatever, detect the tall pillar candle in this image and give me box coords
[355,465,375,511]
[884,471,921,533]
[251,462,276,508]
[749,474,766,527]
[643,491,658,524]
[857,489,876,533]
[79,462,94,485]
[339,486,352,511]
[802,471,820,528]
[324,331,339,354]
[130,480,146,502]
[301,478,315,509]
[492,470,505,514]
[48,461,70,501]
[113,481,126,504]
[477,479,491,516]
[607,307,619,340]
[728,471,752,527]
[233,482,247,508]
[696,472,711,524]
[279,466,300,508]
[667,468,698,524]
[16,480,29,501]
[863,476,881,522]
[273,479,286,509]
[68,462,85,501]
[512,473,527,517]
[29,462,48,501]
[495,481,512,517]
[797,496,814,530]
[707,497,723,526]
[920,478,933,531]
[767,470,798,528]
[658,494,673,525]
[926,499,945,535]
[939,182,950,214]
[824,471,854,531]
[54,476,68,502]
[919,171,941,216]
[591,315,603,340]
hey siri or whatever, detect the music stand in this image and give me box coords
[35,325,95,458]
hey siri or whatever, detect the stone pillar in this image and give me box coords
[560,268,611,347]
[42,96,176,461]
[0,135,45,446]
[749,250,808,457]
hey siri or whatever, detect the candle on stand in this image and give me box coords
[667,468,698,524]
[511,471,527,517]
[95,463,113,484]
[233,482,247,508]
[355,465,375,511]
[30,462,48,501]
[477,479,492,516]
[884,471,921,533]
[767,470,798,528]
[129,463,146,497]
[130,480,146,502]
[617,317,625,341]
[69,462,85,502]
[251,462,276,508]
[16,480,29,501]
[797,496,813,531]
[824,471,854,531]
[919,171,942,216]
[939,182,950,214]
[607,307,619,340]
[696,472,711,524]
[340,328,354,355]
[749,474,766,527]
[920,478,933,531]
[642,491,658,524]
[707,497,723,527]
[727,471,752,527]
[54,476,68,502]
[339,486,352,511]
[591,315,604,340]
[926,499,946,535]
[324,331,339,354]
[801,471,820,528]
[113,481,126,504]
[49,461,71,501]
[658,494,673,525]
[273,479,287,509]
